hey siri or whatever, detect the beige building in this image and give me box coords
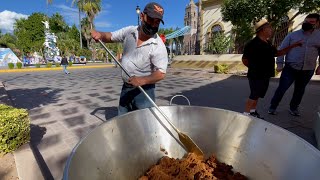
[183,0,308,54]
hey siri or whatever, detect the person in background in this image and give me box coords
[60,55,70,74]
[268,13,320,116]
[242,18,302,119]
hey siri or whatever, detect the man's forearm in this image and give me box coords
[142,70,166,85]
[100,32,113,43]
[277,44,297,56]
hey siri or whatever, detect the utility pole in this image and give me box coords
[78,0,83,49]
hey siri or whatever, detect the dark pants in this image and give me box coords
[118,83,155,115]
[270,65,314,110]
[248,77,270,100]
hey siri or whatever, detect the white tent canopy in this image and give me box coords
[0,48,21,66]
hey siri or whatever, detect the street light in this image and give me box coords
[136,5,140,26]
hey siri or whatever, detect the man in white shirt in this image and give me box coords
[91,2,168,115]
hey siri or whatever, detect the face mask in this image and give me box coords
[141,21,159,36]
[302,22,315,31]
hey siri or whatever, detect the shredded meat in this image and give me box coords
[139,153,247,180]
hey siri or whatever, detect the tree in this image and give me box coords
[68,24,80,42]
[77,0,101,30]
[158,28,176,47]
[205,32,233,54]
[56,32,80,56]
[14,13,46,54]
[0,33,17,49]
[221,0,320,52]
[158,28,175,36]
[81,17,91,48]
[49,13,69,33]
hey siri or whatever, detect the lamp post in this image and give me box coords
[136,5,140,26]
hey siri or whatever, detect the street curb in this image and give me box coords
[0,64,114,73]
[1,82,44,180]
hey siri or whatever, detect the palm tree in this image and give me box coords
[76,0,101,61]
[81,17,91,48]
[76,0,101,30]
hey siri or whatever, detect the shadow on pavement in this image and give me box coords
[6,87,62,110]
[90,106,118,121]
[30,124,54,180]
[169,75,318,147]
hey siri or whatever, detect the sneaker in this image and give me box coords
[268,108,277,115]
[249,111,264,119]
[289,108,300,116]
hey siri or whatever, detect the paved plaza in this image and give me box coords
[1,67,319,179]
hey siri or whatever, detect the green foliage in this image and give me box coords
[0,104,30,155]
[68,61,73,67]
[205,32,233,54]
[81,17,92,49]
[214,64,229,74]
[78,0,101,30]
[0,33,17,49]
[55,63,60,67]
[14,13,46,53]
[35,64,41,68]
[46,62,53,68]
[49,13,68,33]
[67,24,80,42]
[221,0,320,52]
[56,32,80,55]
[16,62,22,69]
[158,28,175,36]
[8,63,14,69]
[77,48,92,57]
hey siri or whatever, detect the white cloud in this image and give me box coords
[52,4,112,28]
[0,10,28,33]
[95,22,112,28]
[52,4,82,26]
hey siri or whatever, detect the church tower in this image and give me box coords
[183,0,198,55]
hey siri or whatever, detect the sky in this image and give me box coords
[0,0,193,34]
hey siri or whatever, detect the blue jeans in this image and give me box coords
[118,83,155,115]
[270,65,314,110]
[62,65,69,74]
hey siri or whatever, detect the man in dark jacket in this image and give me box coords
[60,55,70,74]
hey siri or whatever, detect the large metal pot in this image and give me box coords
[63,106,320,180]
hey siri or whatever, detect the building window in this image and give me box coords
[188,12,190,18]
[194,21,196,28]
[210,24,223,38]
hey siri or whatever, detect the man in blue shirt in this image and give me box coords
[268,13,320,116]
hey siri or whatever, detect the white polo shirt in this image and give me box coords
[111,26,168,82]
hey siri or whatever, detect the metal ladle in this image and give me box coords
[98,40,204,157]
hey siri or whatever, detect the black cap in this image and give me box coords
[143,2,164,24]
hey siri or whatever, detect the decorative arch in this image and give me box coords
[206,22,225,34]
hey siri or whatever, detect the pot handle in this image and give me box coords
[169,95,191,106]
